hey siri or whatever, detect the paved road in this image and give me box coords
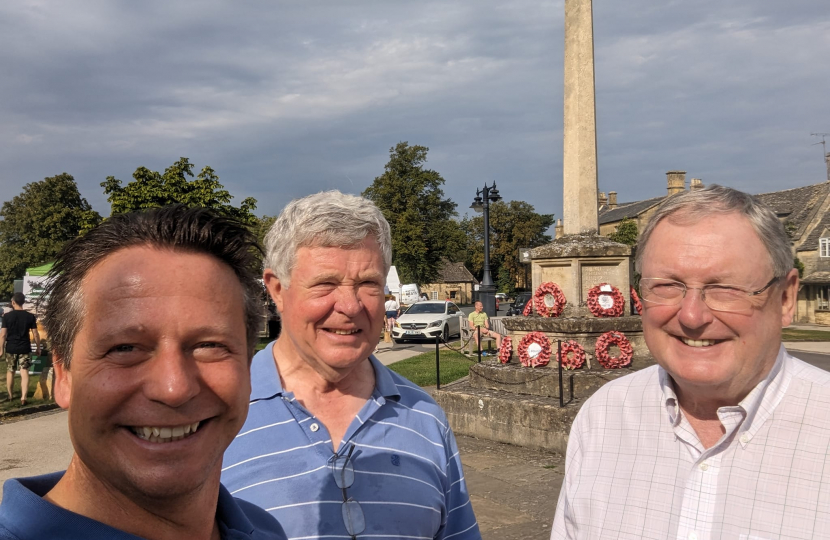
[0,409,563,539]
[5,344,829,540]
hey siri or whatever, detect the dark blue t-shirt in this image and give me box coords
[0,473,287,540]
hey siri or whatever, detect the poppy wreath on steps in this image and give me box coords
[498,335,513,364]
[630,286,643,315]
[517,332,552,367]
[533,282,567,318]
[594,331,633,369]
[586,283,625,318]
[522,299,533,316]
[557,340,586,370]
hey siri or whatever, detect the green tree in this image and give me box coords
[607,217,638,246]
[0,173,101,298]
[102,157,257,224]
[363,142,464,284]
[794,257,805,278]
[461,200,554,291]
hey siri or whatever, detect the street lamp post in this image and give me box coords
[471,182,502,317]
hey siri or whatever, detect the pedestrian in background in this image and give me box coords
[1,293,40,406]
[384,293,400,334]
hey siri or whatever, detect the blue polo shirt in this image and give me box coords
[0,472,287,540]
[221,343,480,540]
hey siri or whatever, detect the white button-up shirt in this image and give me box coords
[551,346,830,540]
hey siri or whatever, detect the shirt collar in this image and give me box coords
[659,344,792,439]
[250,341,401,402]
[0,473,266,540]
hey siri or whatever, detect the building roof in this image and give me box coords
[797,212,830,253]
[433,259,478,284]
[754,183,829,245]
[597,182,830,250]
[598,196,665,225]
[801,271,830,284]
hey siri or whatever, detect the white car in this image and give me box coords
[392,301,462,343]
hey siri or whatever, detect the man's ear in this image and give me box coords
[52,359,72,409]
[780,268,799,327]
[263,269,286,313]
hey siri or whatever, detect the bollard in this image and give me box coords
[477,326,481,363]
[435,335,441,390]
[558,340,564,408]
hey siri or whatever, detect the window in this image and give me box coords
[821,238,830,258]
[431,291,438,300]
[820,286,830,310]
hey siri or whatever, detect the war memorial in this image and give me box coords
[434,0,655,453]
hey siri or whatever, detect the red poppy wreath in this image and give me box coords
[630,285,643,315]
[498,335,513,364]
[557,340,586,370]
[533,282,566,318]
[594,331,633,369]
[517,332,552,367]
[587,283,624,318]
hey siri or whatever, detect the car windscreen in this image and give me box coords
[404,304,445,314]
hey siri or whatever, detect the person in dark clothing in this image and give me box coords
[1,292,40,406]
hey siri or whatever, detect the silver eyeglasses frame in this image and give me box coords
[639,276,779,313]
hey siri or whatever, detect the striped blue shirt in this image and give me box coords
[221,343,480,540]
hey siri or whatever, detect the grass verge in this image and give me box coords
[0,359,51,413]
[782,328,830,341]
[388,349,474,387]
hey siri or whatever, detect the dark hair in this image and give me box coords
[43,205,263,368]
[11,292,25,307]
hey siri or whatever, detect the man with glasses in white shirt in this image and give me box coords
[552,185,830,540]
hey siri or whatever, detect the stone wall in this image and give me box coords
[419,282,474,304]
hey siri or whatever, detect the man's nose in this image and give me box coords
[676,287,714,329]
[334,286,362,316]
[143,347,200,407]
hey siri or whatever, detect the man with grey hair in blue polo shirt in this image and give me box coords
[221,190,480,539]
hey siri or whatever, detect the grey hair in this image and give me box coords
[264,190,392,286]
[636,184,793,278]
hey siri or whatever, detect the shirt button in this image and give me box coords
[310,423,320,432]
[740,433,750,444]
[699,462,709,471]
[689,532,698,540]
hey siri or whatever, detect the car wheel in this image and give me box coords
[441,324,449,342]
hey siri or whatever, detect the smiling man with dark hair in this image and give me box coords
[0,205,286,540]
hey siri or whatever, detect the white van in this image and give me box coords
[399,284,420,306]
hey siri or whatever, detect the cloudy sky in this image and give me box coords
[1,0,828,223]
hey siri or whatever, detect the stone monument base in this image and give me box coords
[434,361,642,453]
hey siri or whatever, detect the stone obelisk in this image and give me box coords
[562,0,598,235]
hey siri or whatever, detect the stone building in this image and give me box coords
[591,171,830,325]
[419,259,479,304]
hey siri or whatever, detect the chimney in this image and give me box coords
[598,192,607,209]
[690,178,704,191]
[555,218,564,238]
[608,191,618,209]
[666,170,686,195]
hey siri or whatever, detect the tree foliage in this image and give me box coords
[0,173,101,298]
[461,200,554,293]
[102,157,258,225]
[363,142,464,284]
[607,217,638,246]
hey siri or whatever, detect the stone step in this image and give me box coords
[468,360,635,398]
[433,380,583,454]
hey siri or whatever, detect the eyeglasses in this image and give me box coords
[329,444,365,539]
[639,276,779,313]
